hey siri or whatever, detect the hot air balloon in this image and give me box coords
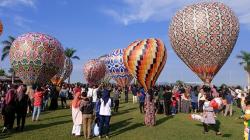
[98,54,112,84]
[169,2,240,84]
[83,59,106,86]
[0,20,3,36]
[107,49,133,87]
[51,57,73,85]
[123,38,167,91]
[10,32,65,86]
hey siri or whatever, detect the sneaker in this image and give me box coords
[105,136,109,139]
[2,127,7,133]
[216,132,222,135]
[98,136,102,139]
[203,131,208,134]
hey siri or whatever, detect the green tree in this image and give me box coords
[0,69,5,76]
[1,36,15,61]
[1,36,16,84]
[237,51,250,89]
[64,48,80,83]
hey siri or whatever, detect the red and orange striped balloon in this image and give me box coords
[0,20,3,36]
[123,38,167,91]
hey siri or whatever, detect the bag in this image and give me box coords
[93,123,100,136]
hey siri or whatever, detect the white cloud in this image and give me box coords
[0,0,36,8]
[13,15,33,30]
[104,0,250,27]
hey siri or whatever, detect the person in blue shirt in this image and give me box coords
[191,86,199,113]
[224,88,234,117]
[131,85,138,104]
[138,87,146,114]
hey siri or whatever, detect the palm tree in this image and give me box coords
[1,36,15,61]
[237,51,250,89]
[64,48,80,83]
[1,36,16,84]
[0,69,5,76]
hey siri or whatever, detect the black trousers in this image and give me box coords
[125,94,128,103]
[4,110,15,129]
[114,100,119,112]
[165,101,171,115]
[203,123,219,132]
[139,102,144,113]
[61,97,67,108]
[16,112,27,130]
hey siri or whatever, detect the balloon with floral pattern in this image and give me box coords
[10,32,65,85]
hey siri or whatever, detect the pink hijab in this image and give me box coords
[5,89,16,105]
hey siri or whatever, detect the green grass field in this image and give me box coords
[0,96,244,140]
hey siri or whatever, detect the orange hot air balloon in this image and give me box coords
[169,2,240,84]
[0,20,3,36]
[123,38,167,91]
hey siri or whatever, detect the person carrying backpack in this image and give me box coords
[80,92,94,139]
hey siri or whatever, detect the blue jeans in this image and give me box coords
[171,106,177,114]
[42,99,48,111]
[32,106,41,121]
[99,115,111,136]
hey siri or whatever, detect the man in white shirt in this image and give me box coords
[87,85,99,112]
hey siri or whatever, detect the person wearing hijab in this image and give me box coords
[99,86,112,139]
[1,86,17,133]
[71,89,82,137]
[15,85,28,131]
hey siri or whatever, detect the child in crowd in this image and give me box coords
[171,97,177,115]
[202,95,221,135]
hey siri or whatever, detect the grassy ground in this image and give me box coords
[0,96,244,140]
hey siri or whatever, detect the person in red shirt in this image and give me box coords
[32,85,44,121]
[171,97,177,115]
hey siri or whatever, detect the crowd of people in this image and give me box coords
[0,81,250,138]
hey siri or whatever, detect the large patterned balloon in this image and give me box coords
[51,57,73,85]
[98,54,112,84]
[10,32,65,85]
[123,38,167,91]
[83,59,106,85]
[107,49,133,87]
[0,20,3,36]
[169,2,239,83]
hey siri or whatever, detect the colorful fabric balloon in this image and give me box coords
[10,32,65,85]
[0,20,3,36]
[98,54,112,84]
[83,59,106,85]
[123,38,167,91]
[51,57,73,85]
[169,2,240,83]
[107,49,133,87]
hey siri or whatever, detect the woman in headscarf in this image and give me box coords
[1,86,17,133]
[71,89,82,137]
[99,85,112,139]
[15,84,28,131]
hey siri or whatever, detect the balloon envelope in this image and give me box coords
[107,49,133,87]
[169,2,239,83]
[98,54,112,84]
[10,32,65,85]
[83,59,106,85]
[123,38,167,91]
[51,57,73,85]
